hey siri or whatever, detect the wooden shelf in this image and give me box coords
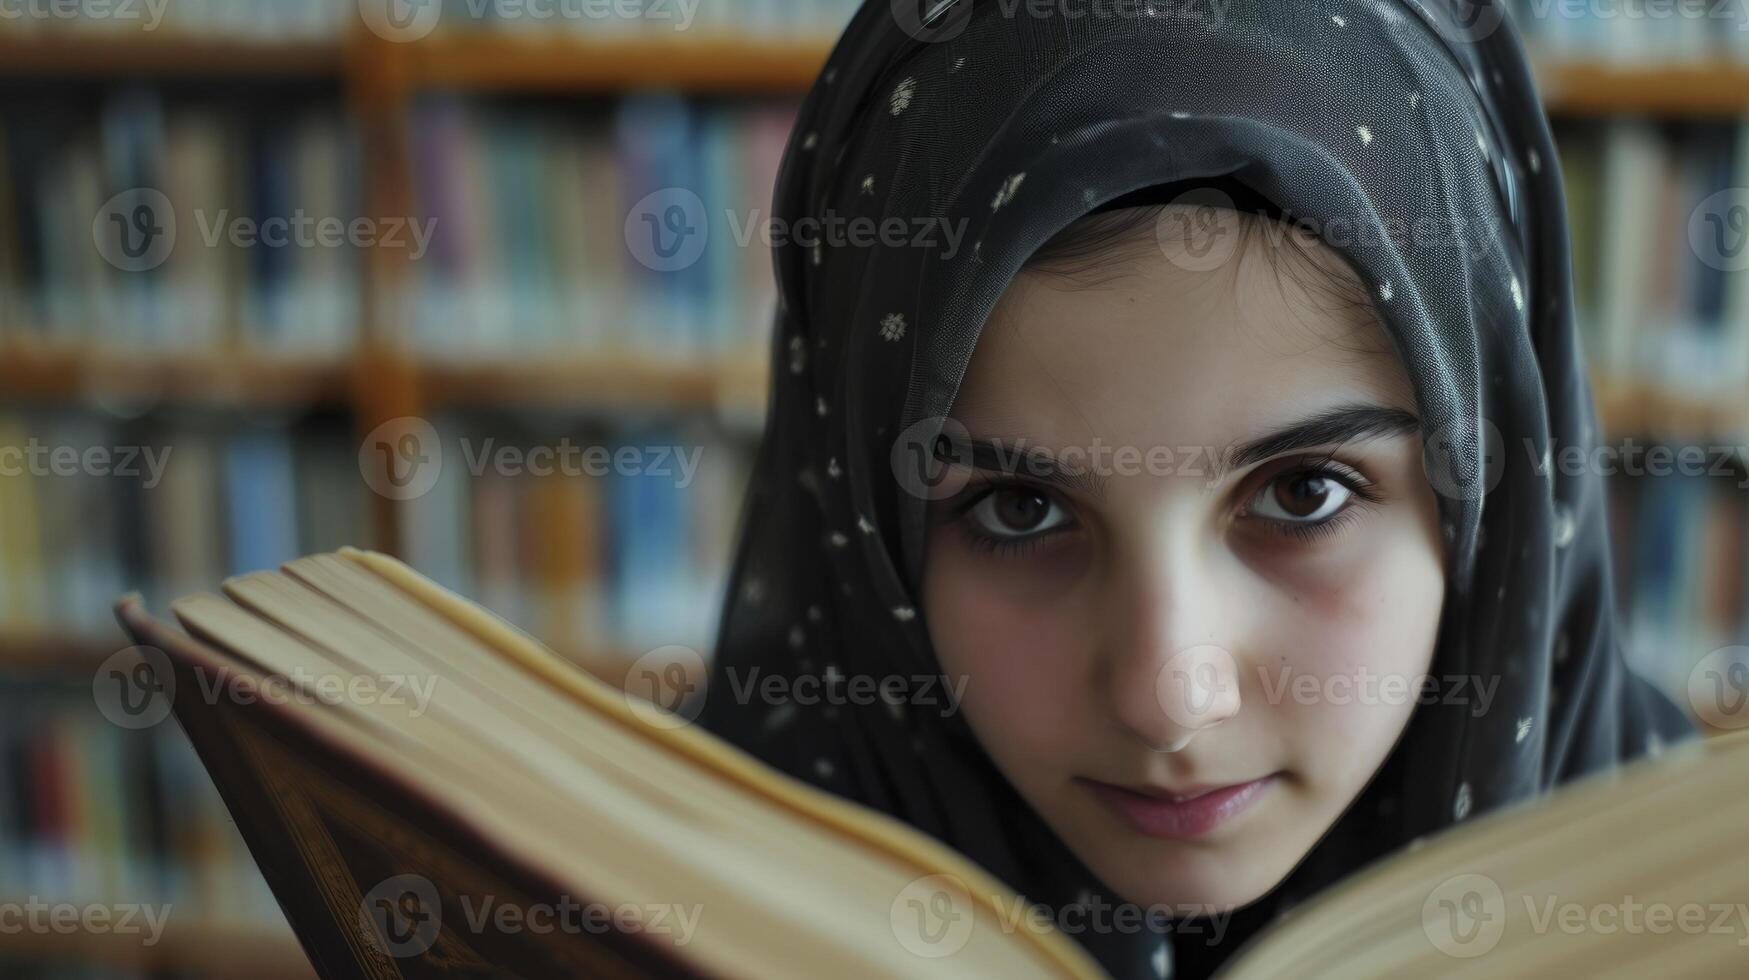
[398,32,835,93]
[13,345,1745,441]
[5,31,1749,116]
[0,908,311,977]
[2,31,1748,116]
[417,354,767,409]
[0,343,768,411]
[1592,374,1749,441]
[0,345,351,407]
[0,34,342,79]
[1537,59,1749,116]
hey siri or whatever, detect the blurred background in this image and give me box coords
[0,1,1745,975]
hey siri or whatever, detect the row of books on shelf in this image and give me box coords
[0,408,750,658]
[0,678,280,929]
[1,86,793,358]
[0,0,857,42]
[397,413,750,655]
[3,90,362,353]
[398,94,788,357]
[1557,118,1749,389]
[0,411,366,639]
[1510,1,1749,60]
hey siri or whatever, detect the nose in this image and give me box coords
[1103,560,1241,751]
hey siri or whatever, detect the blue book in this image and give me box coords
[222,429,299,575]
[616,94,704,356]
[607,428,691,648]
[701,108,745,355]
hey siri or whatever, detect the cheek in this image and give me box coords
[923,544,1090,759]
[1258,532,1444,779]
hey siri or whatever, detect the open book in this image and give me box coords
[113,549,1749,978]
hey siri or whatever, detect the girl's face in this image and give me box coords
[921,208,1446,912]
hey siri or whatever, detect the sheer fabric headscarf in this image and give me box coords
[698,2,1698,975]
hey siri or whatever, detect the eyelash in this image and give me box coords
[1248,455,1385,543]
[949,479,1068,560]
[949,456,1384,557]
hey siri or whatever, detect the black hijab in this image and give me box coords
[697,2,1698,976]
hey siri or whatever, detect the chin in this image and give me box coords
[1079,841,1293,913]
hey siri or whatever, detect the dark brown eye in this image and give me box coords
[965,485,1070,539]
[1252,470,1352,524]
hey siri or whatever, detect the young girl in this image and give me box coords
[699,2,1697,976]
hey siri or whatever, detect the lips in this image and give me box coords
[1079,773,1279,839]
[1124,783,1228,803]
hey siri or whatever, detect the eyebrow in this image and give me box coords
[955,403,1422,498]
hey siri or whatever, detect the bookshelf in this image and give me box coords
[0,30,1740,661]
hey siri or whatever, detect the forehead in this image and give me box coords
[954,222,1414,452]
